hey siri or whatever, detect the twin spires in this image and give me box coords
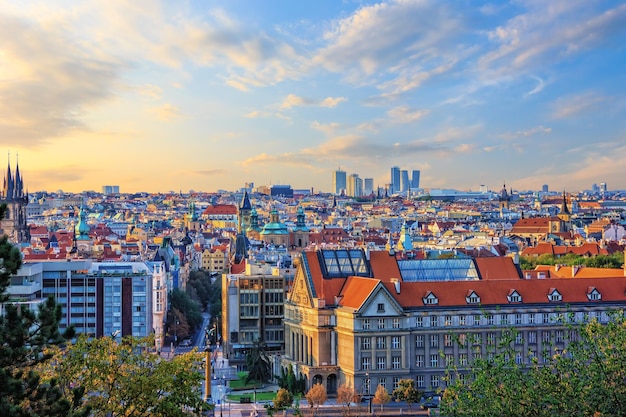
[3,154,25,201]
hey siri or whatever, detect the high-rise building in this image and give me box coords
[102,185,120,195]
[347,174,362,197]
[542,184,549,193]
[411,170,421,189]
[600,182,608,193]
[364,178,374,196]
[333,169,347,195]
[400,170,410,192]
[390,166,400,193]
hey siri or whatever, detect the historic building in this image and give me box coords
[1,158,29,244]
[283,248,626,396]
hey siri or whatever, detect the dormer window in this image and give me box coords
[465,290,480,305]
[423,291,438,305]
[507,290,522,303]
[548,288,562,302]
[377,303,385,312]
[587,287,601,301]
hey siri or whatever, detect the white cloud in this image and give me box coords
[551,92,606,119]
[387,106,430,124]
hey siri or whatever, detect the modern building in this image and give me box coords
[270,185,294,198]
[283,248,626,396]
[411,170,421,190]
[10,260,166,349]
[364,178,374,196]
[390,167,400,194]
[102,185,120,195]
[333,169,347,195]
[400,170,410,193]
[347,174,362,198]
[222,261,288,371]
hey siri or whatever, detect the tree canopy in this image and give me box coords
[442,313,626,417]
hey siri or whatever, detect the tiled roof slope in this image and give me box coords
[303,250,626,310]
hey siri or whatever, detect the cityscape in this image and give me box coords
[2,157,626,415]
[3,1,626,416]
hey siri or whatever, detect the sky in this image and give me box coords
[2,0,626,194]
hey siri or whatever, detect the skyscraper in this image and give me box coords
[400,170,410,192]
[333,169,347,195]
[411,170,420,189]
[364,178,374,195]
[390,166,400,194]
[347,174,362,197]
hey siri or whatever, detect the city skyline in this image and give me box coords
[3,1,626,193]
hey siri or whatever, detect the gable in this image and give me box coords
[358,285,404,317]
[288,260,315,308]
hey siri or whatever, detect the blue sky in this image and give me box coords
[2,0,626,193]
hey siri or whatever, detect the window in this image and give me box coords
[423,292,438,305]
[474,315,481,326]
[508,290,522,303]
[379,378,387,389]
[472,333,481,346]
[416,375,424,388]
[543,313,550,324]
[392,356,401,369]
[393,377,400,389]
[487,333,495,345]
[430,354,439,368]
[459,333,466,347]
[515,314,522,325]
[556,330,564,343]
[548,289,562,302]
[376,336,386,350]
[515,333,523,345]
[430,316,438,327]
[392,336,401,349]
[542,331,551,343]
[529,313,536,324]
[361,337,371,350]
[528,350,536,363]
[361,357,371,370]
[416,355,424,367]
[587,289,601,301]
[431,375,439,388]
[499,314,509,325]
[377,303,385,312]
[378,319,386,329]
[416,335,424,348]
[377,356,386,370]
[444,334,453,347]
[430,334,439,348]
[416,317,423,328]
[515,352,523,364]
[445,354,454,366]
[466,291,480,304]
[528,331,537,344]
[392,318,401,329]
[487,314,494,325]
[363,319,370,330]
[459,354,468,366]
[445,315,452,326]
[459,315,466,326]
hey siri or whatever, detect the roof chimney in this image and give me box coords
[390,278,400,294]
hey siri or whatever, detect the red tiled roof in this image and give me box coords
[203,204,237,215]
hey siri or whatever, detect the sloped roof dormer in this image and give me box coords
[548,288,562,302]
[587,287,601,301]
[465,290,480,305]
[423,291,438,305]
[507,289,522,303]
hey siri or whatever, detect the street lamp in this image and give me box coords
[365,371,372,414]
[204,326,215,403]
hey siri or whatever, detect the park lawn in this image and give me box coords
[227,391,276,402]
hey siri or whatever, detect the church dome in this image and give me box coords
[260,208,289,236]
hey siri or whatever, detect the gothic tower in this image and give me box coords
[1,156,29,244]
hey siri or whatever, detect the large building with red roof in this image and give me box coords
[283,248,626,396]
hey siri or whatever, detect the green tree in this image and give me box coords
[168,288,202,334]
[245,340,271,384]
[47,334,208,417]
[0,204,84,417]
[373,384,391,412]
[442,313,626,417]
[274,387,293,410]
[392,378,419,410]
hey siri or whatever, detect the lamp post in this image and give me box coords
[365,371,372,414]
[204,326,215,403]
